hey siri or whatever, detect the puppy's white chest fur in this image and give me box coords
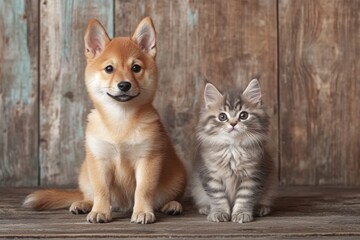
[86,110,154,163]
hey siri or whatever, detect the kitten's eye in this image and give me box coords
[218,113,228,122]
[239,111,249,120]
[105,65,114,74]
[131,64,142,73]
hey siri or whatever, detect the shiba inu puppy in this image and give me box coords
[24,17,187,224]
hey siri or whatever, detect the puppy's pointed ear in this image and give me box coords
[84,19,110,59]
[132,17,156,58]
[204,83,223,108]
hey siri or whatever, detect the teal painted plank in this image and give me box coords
[39,0,114,186]
[0,0,39,186]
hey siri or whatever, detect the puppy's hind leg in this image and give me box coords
[160,201,182,215]
[70,200,93,215]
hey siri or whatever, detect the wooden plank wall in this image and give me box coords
[116,0,278,173]
[279,0,360,185]
[0,0,39,186]
[39,0,113,186]
[0,0,359,186]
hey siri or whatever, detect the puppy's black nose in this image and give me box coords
[117,81,131,92]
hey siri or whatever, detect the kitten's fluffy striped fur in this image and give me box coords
[191,79,276,223]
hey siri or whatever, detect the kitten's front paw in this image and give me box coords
[131,211,156,224]
[207,211,230,222]
[231,212,253,223]
[198,206,210,215]
[86,211,112,223]
[255,205,271,217]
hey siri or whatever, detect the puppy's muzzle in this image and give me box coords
[117,81,131,92]
[107,81,140,102]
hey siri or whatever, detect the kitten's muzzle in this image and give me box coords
[230,122,238,127]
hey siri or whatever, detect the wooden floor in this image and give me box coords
[0,187,360,239]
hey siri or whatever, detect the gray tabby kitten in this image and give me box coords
[192,78,276,223]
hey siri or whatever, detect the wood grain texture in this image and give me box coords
[116,0,278,173]
[279,0,360,185]
[2,0,359,187]
[1,187,360,238]
[0,0,39,186]
[39,0,114,186]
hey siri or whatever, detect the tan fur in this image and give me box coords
[24,17,187,224]
[23,190,83,210]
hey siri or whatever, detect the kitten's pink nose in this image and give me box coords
[230,122,237,127]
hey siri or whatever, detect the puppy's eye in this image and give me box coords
[218,113,228,122]
[105,65,114,74]
[131,64,142,73]
[239,111,249,120]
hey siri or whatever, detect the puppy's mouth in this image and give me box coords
[106,92,140,102]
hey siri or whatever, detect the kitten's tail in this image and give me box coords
[23,189,83,210]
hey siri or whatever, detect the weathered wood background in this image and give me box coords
[0,0,359,187]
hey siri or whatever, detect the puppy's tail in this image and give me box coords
[23,189,83,210]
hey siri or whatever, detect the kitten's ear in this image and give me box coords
[204,83,223,108]
[243,78,261,103]
[132,17,156,58]
[84,19,110,59]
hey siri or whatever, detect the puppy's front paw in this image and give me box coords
[86,211,112,223]
[131,211,156,224]
[231,212,253,223]
[207,211,230,222]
